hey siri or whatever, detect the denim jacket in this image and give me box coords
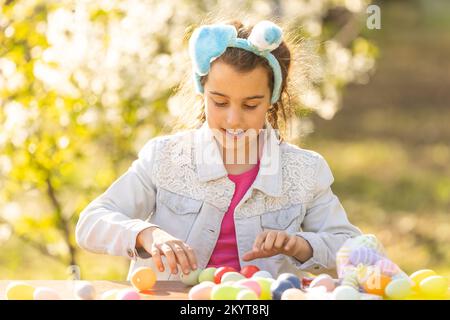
[75,122,362,280]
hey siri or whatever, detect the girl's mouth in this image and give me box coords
[222,128,246,139]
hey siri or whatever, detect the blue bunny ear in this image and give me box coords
[189,24,237,76]
[248,20,283,52]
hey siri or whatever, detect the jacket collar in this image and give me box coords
[194,121,283,197]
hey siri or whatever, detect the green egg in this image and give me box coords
[198,267,217,283]
[236,289,259,300]
[419,276,448,297]
[211,284,241,300]
[385,278,412,300]
[181,269,202,286]
[254,278,274,300]
[221,272,245,284]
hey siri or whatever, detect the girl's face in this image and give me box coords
[203,60,272,153]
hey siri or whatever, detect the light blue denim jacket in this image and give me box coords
[76,122,362,280]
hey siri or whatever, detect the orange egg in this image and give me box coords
[362,273,392,296]
[131,267,156,291]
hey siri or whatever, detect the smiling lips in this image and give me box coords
[223,128,245,139]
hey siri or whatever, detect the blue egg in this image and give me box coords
[277,273,301,289]
[270,279,295,300]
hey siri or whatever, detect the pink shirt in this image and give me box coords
[207,161,260,271]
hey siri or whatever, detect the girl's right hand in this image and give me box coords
[136,226,198,275]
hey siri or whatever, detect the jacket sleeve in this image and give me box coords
[75,138,159,260]
[289,153,362,274]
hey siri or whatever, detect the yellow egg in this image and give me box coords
[6,282,35,300]
[419,275,448,297]
[131,267,156,291]
[410,269,437,290]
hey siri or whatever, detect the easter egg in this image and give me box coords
[198,267,216,283]
[234,279,261,297]
[255,278,274,300]
[332,285,361,300]
[360,293,384,300]
[306,286,331,300]
[270,279,295,300]
[281,288,307,300]
[240,265,260,278]
[419,275,448,297]
[385,278,412,300]
[74,281,96,300]
[116,289,141,300]
[221,271,246,283]
[6,282,35,300]
[362,273,391,296]
[214,267,237,284]
[336,246,351,270]
[211,284,241,300]
[375,258,400,277]
[188,281,215,300]
[131,267,156,291]
[236,289,259,300]
[180,269,202,286]
[410,269,437,290]
[277,273,301,289]
[101,289,120,300]
[309,274,336,292]
[33,287,61,300]
[349,247,381,266]
[251,270,273,279]
[301,277,314,288]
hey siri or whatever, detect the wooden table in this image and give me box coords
[0,280,190,300]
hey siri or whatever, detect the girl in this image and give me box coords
[75,19,362,281]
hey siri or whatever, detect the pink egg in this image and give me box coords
[116,289,141,300]
[309,274,336,292]
[188,281,215,300]
[375,258,400,277]
[234,279,261,297]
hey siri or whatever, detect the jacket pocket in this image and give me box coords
[260,204,303,233]
[154,188,203,240]
[158,188,203,215]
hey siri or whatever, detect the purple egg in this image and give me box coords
[349,247,381,266]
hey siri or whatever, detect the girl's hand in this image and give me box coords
[136,227,197,275]
[242,230,313,262]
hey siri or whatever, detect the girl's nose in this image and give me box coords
[226,107,242,128]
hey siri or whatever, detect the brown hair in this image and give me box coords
[166,17,312,141]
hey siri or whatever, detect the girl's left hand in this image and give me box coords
[242,230,302,261]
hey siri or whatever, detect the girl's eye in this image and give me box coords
[244,105,258,110]
[214,101,227,107]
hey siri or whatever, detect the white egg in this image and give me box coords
[74,281,96,300]
[33,287,61,300]
[332,286,361,300]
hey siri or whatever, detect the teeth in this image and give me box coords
[226,129,245,136]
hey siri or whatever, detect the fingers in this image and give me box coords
[263,231,278,251]
[150,244,164,272]
[160,243,178,274]
[284,235,298,253]
[180,243,198,271]
[253,230,268,251]
[274,232,288,250]
[167,242,192,275]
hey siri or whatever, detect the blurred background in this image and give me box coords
[0,0,449,280]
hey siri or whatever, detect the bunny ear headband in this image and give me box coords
[189,20,283,105]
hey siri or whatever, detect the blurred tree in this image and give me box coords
[0,0,377,273]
